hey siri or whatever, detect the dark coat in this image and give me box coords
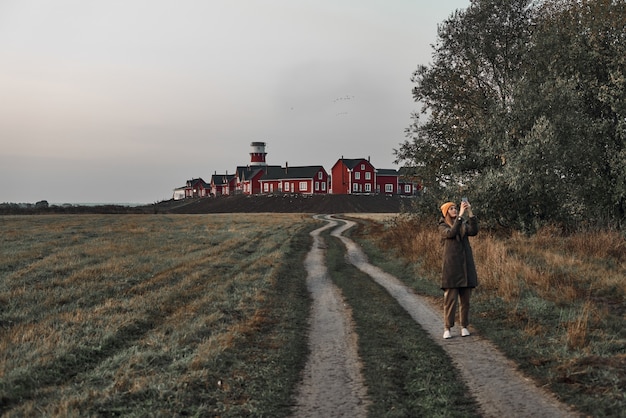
[439,216,479,289]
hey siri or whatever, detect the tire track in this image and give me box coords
[291,215,370,418]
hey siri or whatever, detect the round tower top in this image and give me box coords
[250,142,267,166]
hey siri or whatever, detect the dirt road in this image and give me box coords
[293,215,579,418]
[291,216,370,417]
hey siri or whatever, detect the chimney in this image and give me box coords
[285,161,288,174]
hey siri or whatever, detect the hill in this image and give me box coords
[154,194,408,214]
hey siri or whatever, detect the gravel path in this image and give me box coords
[293,214,579,418]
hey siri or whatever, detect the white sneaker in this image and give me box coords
[461,328,470,337]
[443,329,452,339]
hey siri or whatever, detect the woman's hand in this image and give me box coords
[464,200,474,217]
[459,201,467,217]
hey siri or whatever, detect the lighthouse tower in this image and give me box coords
[249,142,267,166]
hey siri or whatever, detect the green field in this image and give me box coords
[1,214,488,417]
[3,214,624,417]
[0,214,315,416]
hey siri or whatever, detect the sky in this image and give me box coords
[0,0,469,204]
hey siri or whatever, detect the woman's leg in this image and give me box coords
[443,288,459,329]
[458,287,472,328]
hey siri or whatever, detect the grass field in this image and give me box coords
[0,214,315,416]
[3,213,624,417]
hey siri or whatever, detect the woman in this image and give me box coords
[439,199,478,339]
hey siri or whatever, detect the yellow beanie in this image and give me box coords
[440,202,455,217]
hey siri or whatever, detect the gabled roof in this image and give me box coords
[236,165,279,181]
[186,178,210,188]
[260,166,326,181]
[335,158,372,170]
[211,174,236,186]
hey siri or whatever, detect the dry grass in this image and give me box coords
[0,214,315,416]
[353,214,626,416]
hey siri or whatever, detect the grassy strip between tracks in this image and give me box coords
[321,224,481,418]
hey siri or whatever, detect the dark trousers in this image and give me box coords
[443,288,472,329]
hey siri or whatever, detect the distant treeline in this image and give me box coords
[0,201,152,215]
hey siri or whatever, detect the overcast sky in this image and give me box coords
[1,0,468,204]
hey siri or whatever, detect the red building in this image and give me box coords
[331,158,376,194]
[211,173,236,196]
[259,165,329,194]
[375,169,400,195]
[174,177,210,199]
[235,165,274,195]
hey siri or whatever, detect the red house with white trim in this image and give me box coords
[211,173,236,196]
[236,165,275,195]
[331,158,376,194]
[259,165,329,194]
[375,169,400,195]
[397,166,422,196]
[175,177,210,199]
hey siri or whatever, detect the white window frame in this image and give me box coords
[263,183,269,192]
[385,184,393,193]
[365,183,371,192]
[365,172,371,180]
[318,172,323,179]
[284,182,290,192]
[299,181,307,191]
[322,182,326,191]
[405,184,412,193]
[354,172,360,180]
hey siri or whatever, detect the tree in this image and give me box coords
[397,0,625,230]
[515,0,626,227]
[396,0,535,212]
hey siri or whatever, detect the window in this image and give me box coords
[405,185,412,193]
[322,182,326,191]
[385,184,393,193]
[284,182,290,192]
[353,183,359,192]
[365,172,371,180]
[318,172,323,179]
[354,172,360,180]
[299,181,307,191]
[263,183,269,192]
[365,183,371,192]
[361,164,365,170]
[315,181,319,191]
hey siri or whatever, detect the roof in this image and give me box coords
[186,178,210,188]
[211,174,236,186]
[376,169,399,176]
[335,158,371,170]
[260,166,326,181]
[236,165,277,181]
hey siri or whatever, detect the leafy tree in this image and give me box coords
[397,0,625,231]
[514,0,626,227]
[396,0,535,224]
